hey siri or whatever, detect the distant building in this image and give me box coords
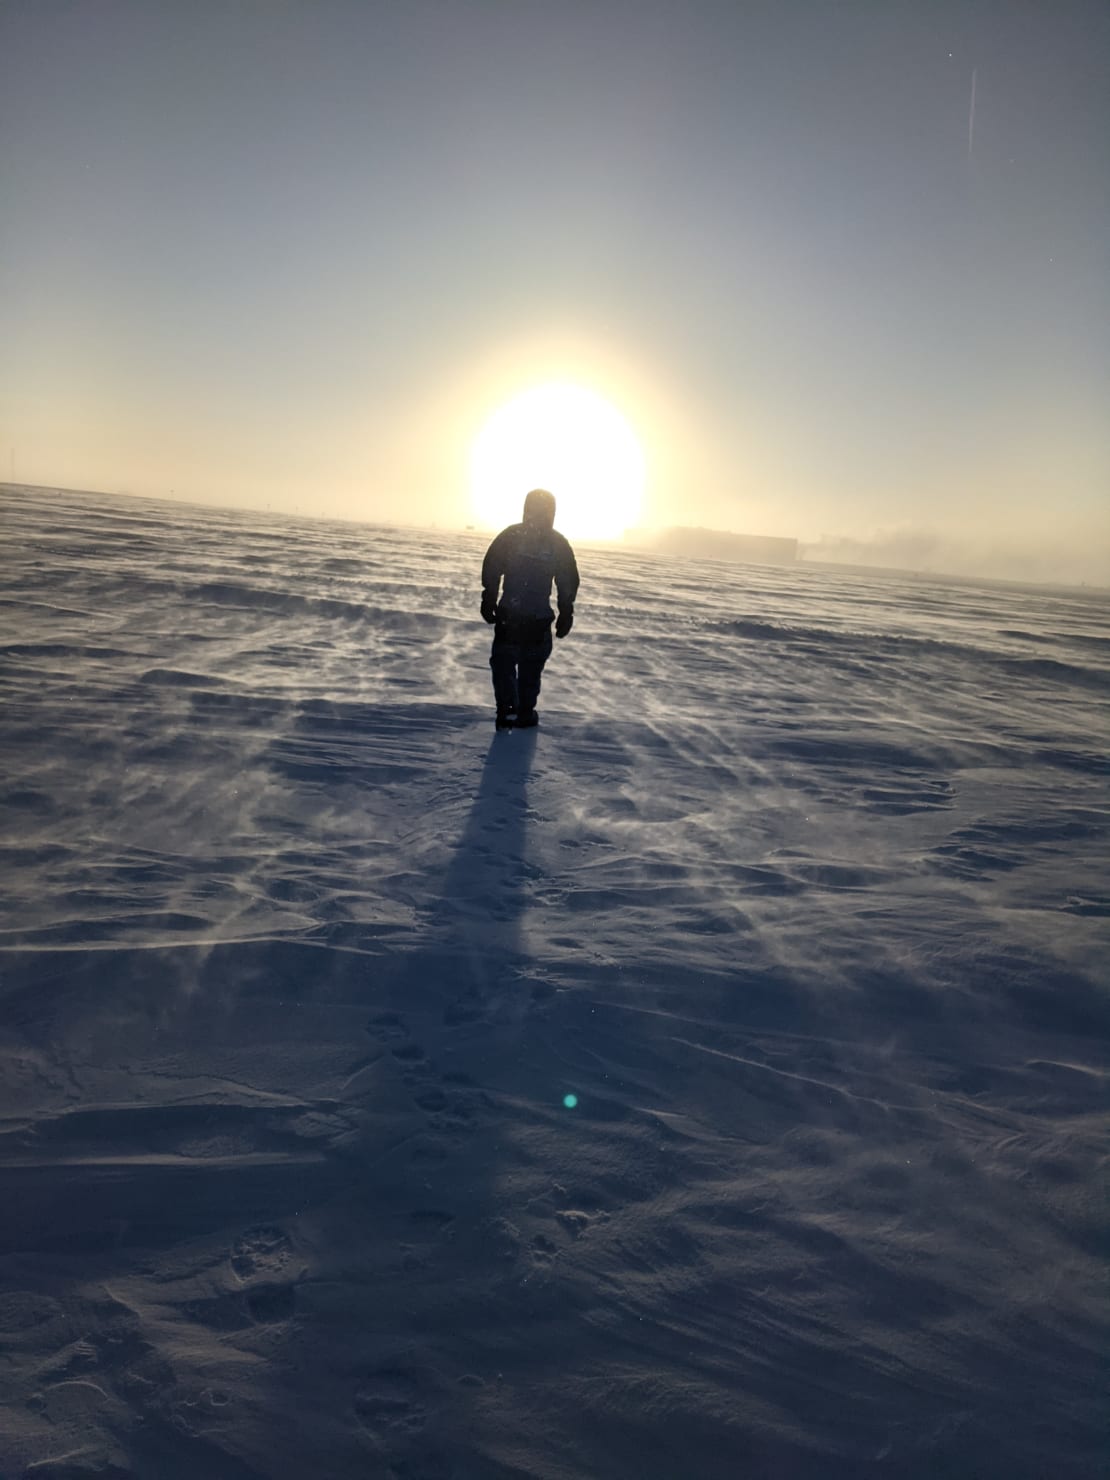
[650,526,798,565]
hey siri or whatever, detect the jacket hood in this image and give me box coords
[522,488,556,529]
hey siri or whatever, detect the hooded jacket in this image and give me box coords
[481,521,579,626]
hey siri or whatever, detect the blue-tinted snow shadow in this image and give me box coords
[414,728,542,1020]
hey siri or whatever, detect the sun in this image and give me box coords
[470,382,645,541]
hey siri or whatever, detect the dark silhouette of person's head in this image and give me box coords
[522,488,556,530]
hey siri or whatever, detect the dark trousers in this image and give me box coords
[490,619,553,715]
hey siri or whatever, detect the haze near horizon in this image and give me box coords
[2,0,1107,582]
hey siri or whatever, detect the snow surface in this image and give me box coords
[1,483,1107,1478]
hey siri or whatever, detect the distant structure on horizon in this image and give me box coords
[649,526,798,565]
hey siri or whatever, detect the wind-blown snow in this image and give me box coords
[1,484,1107,1478]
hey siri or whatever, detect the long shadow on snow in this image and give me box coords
[266,724,549,1480]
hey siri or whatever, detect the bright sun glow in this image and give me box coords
[470,383,645,540]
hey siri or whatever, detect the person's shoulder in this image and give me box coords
[486,522,522,547]
[552,529,576,554]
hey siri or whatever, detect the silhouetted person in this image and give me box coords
[480,488,579,730]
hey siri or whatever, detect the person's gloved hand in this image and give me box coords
[555,606,574,639]
[480,591,498,625]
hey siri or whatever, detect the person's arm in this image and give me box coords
[480,531,507,623]
[554,537,579,637]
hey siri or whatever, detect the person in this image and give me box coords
[480,488,579,730]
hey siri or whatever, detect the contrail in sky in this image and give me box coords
[968,67,978,159]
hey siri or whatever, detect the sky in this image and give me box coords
[2,0,1108,580]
